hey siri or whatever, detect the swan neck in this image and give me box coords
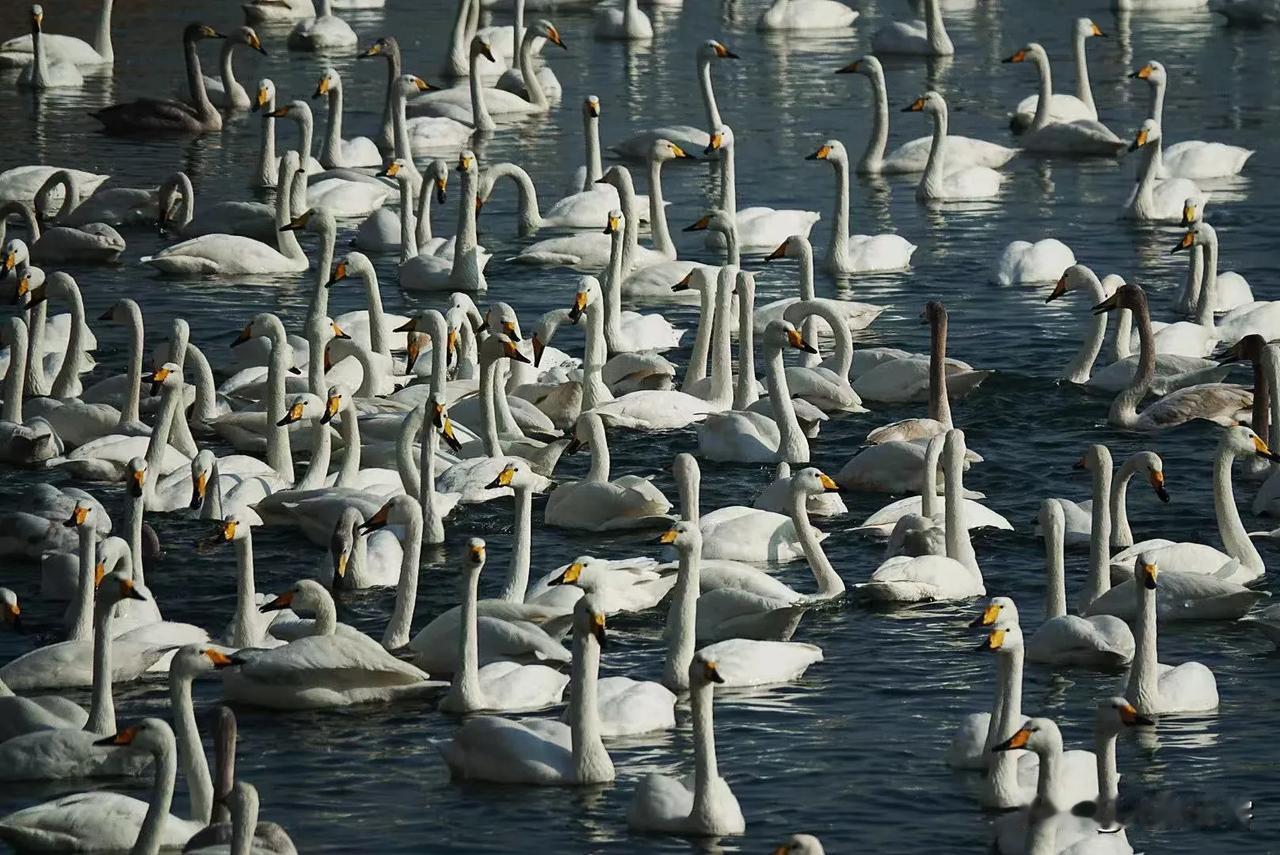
[51,276,86,398]
[1074,31,1095,112]
[297,419,332,491]
[919,104,949,200]
[170,670,213,823]
[986,642,1024,796]
[379,44,401,147]
[144,375,183,476]
[1,321,26,423]
[1083,453,1113,609]
[274,164,304,261]
[382,508,423,649]
[1111,298,1155,428]
[766,340,808,463]
[258,94,277,187]
[690,678,721,822]
[734,278,758,409]
[321,85,344,167]
[570,625,610,783]
[422,415,444,544]
[682,278,716,391]
[790,489,841,596]
[88,592,116,735]
[707,270,736,407]
[395,405,423,498]
[1067,274,1107,383]
[450,566,485,709]
[585,419,610,483]
[648,157,674,257]
[128,489,145,586]
[1215,443,1263,574]
[24,300,48,398]
[1111,460,1135,549]
[925,0,952,54]
[1126,578,1159,713]
[264,324,295,482]
[930,310,952,427]
[584,110,602,189]
[185,33,217,121]
[518,28,546,108]
[828,155,850,270]
[70,526,97,642]
[1031,52,1053,130]
[391,80,411,162]
[663,545,700,691]
[699,53,721,130]
[1045,509,1068,619]
[717,143,737,219]
[231,535,258,647]
[1095,729,1120,822]
[1196,228,1219,328]
[943,437,977,572]
[920,436,942,517]
[499,486,533,601]
[121,304,144,424]
[862,68,889,173]
[580,301,610,411]
[95,0,114,64]
[469,50,495,131]
[134,731,178,855]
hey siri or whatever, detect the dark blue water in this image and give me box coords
[0,0,1277,851]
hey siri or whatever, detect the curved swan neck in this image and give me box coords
[383,506,423,649]
[1126,575,1159,713]
[698,52,721,130]
[218,42,242,109]
[273,163,304,261]
[1074,30,1095,113]
[135,729,179,855]
[1066,271,1108,384]
[789,488,841,597]
[50,275,86,398]
[925,0,953,55]
[861,66,889,173]
[1083,447,1113,609]
[1134,136,1163,215]
[469,48,495,131]
[499,485,533,602]
[517,27,547,109]
[682,278,716,391]
[144,374,184,475]
[185,32,218,123]
[1111,294,1155,428]
[1031,50,1054,130]
[88,592,117,734]
[734,274,758,409]
[918,103,949,201]
[395,405,424,498]
[663,543,700,691]
[765,337,807,463]
[1110,457,1137,548]
[648,156,675,258]
[170,669,213,823]
[1215,442,1263,575]
[490,163,542,236]
[231,534,258,647]
[358,260,390,360]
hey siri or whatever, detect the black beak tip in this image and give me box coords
[1156,487,1171,503]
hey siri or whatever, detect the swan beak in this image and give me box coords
[266,106,290,119]
[190,472,207,510]
[1170,231,1194,254]
[326,261,348,288]
[394,317,417,333]
[254,88,270,111]
[94,561,105,587]
[128,468,145,499]
[379,162,401,179]
[1181,203,1198,226]
[320,392,342,425]
[360,41,384,58]
[260,590,295,612]
[477,40,496,63]
[63,505,89,528]
[565,436,585,455]
[412,76,435,93]
[672,270,695,292]
[703,133,723,156]
[204,649,234,669]
[201,26,227,40]
[2,251,15,272]
[586,97,600,118]
[437,412,462,453]
[835,60,860,74]
[1046,274,1071,304]
[314,77,330,99]
[332,321,350,340]
[532,333,545,367]
[684,215,711,233]
[2,602,20,632]
[658,528,679,545]
[94,725,140,747]
[993,726,1032,751]
[765,240,790,262]
[1149,470,1170,503]
[1140,561,1158,590]
[712,41,738,59]
[119,578,146,602]
[1091,23,1106,37]
[548,27,567,50]
[976,628,1007,652]
[969,602,1002,628]
[1253,434,1280,462]
[501,320,522,343]
[902,98,926,113]
[145,366,171,396]
[786,328,818,354]
[358,503,392,534]
[277,400,306,427]
[280,212,310,232]
[98,308,114,321]
[1002,50,1027,64]
[485,463,517,490]
[771,846,791,855]
[603,214,620,235]
[503,339,531,364]
[249,34,267,56]
[1091,292,1121,315]
[1128,129,1149,152]
[818,473,840,493]
[568,291,587,323]
[458,153,474,173]
[590,611,607,649]
[702,659,724,684]
[552,561,584,586]
[436,176,448,205]
[1118,702,1154,727]
[1131,64,1154,80]
[805,144,831,161]
[671,144,692,160]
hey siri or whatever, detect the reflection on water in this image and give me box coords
[0,0,1279,851]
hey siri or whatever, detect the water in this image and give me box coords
[0,0,1277,851]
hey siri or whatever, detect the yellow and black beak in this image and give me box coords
[2,601,21,632]
[974,628,1007,652]
[485,463,517,490]
[249,33,266,55]
[1170,230,1196,255]
[902,97,926,113]
[805,143,832,161]
[128,467,145,499]
[712,41,738,59]
[467,540,486,563]
[590,611,607,649]
[531,333,546,367]
[379,161,401,179]
[119,577,146,602]
[671,143,691,160]
[500,319,521,343]
[835,59,860,74]
[1129,127,1150,152]
[412,76,434,93]
[547,26,567,50]
[786,328,818,354]
[1181,202,1198,227]
[189,471,208,511]
[321,391,342,425]
[326,261,348,289]
[993,726,1032,752]
[1092,291,1122,316]
[266,106,290,119]
[1149,470,1170,503]
[683,215,711,233]
[551,561,584,586]
[437,410,461,452]
[766,240,791,262]
[1117,702,1154,727]
[254,87,270,111]
[1130,63,1154,80]
[703,659,725,684]
[277,400,306,427]
[64,504,88,528]
[586,97,600,118]
[205,649,234,669]
[818,473,840,493]
[145,366,171,396]
[358,503,392,534]
[458,152,474,173]
[703,133,723,157]
[603,214,620,235]
[314,76,331,99]
[201,26,226,39]
[260,590,294,613]
[1140,561,1158,590]
[503,339,531,365]
[435,175,448,205]
[1047,272,1070,303]
[568,290,588,324]
[332,321,350,340]
[232,323,253,347]
[969,602,1002,629]
[672,269,695,293]
[360,40,384,58]
[658,528,679,545]
[1002,49,1027,64]
[1253,433,1280,463]
[94,724,141,747]
[1090,23,1105,37]
[280,211,311,232]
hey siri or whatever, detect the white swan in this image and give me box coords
[176,26,264,111]
[143,152,309,275]
[1010,18,1104,131]
[1093,284,1249,430]
[1175,200,1252,314]
[225,579,444,708]
[990,238,1076,285]
[399,151,488,292]
[807,140,916,274]
[157,172,275,243]
[435,594,615,785]
[1132,60,1253,179]
[594,0,652,40]
[0,0,112,70]
[872,0,954,55]
[627,654,745,836]
[856,429,985,602]
[1029,500,1136,667]
[411,28,559,124]
[439,539,569,714]
[1003,43,1126,156]
[1122,120,1205,222]
[16,6,82,89]
[286,0,357,51]
[758,0,858,30]
[1106,426,1273,587]
[313,67,380,168]
[837,55,1016,175]
[545,412,673,530]
[0,718,203,853]
[1041,444,1169,551]
[904,92,1004,202]
[612,40,737,159]
[597,211,683,352]
[1121,556,1219,714]
[708,125,819,252]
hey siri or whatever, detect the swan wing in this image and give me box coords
[437,716,572,783]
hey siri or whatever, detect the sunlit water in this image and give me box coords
[0,0,1277,851]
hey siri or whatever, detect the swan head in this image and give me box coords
[29,5,42,32]
[703,125,735,157]
[551,556,616,591]
[1098,696,1154,732]
[1046,265,1099,303]
[11,265,46,310]
[1180,194,1207,227]
[427,160,449,203]
[1129,60,1166,86]
[457,150,478,177]
[184,24,227,43]
[172,644,235,680]
[2,238,29,274]
[94,718,174,753]
[1001,43,1044,66]
[1129,119,1160,152]
[276,395,317,427]
[765,320,817,355]
[97,569,148,606]
[0,587,21,633]
[267,99,308,123]
[701,40,738,61]
[280,206,321,234]
[486,302,522,342]
[572,594,607,649]
[189,450,218,511]
[252,78,275,113]
[1169,223,1204,255]
[834,54,880,77]
[313,67,341,99]
[485,460,535,491]
[398,74,435,96]
[236,26,266,55]
[671,266,716,295]
[143,362,182,397]
[360,37,398,60]
[1226,425,1280,465]
[766,235,812,263]
[602,208,623,236]
[650,138,693,163]
[357,494,418,537]
[126,457,147,499]
[1071,443,1110,475]
[772,834,826,855]
[1136,554,1159,590]
[533,20,567,50]
[902,91,946,115]
[683,207,734,235]
[328,252,370,288]
[970,596,1019,630]
[97,297,135,323]
[329,507,365,584]
[1126,451,1169,503]
[320,385,348,425]
[583,95,601,118]
[470,36,497,63]
[657,519,702,552]
[260,579,330,615]
[1221,333,1266,366]
[992,717,1062,756]
[378,158,414,183]
[1092,282,1145,316]
[805,140,845,164]
[428,396,462,452]
[200,515,249,552]
[464,537,486,573]
[690,652,725,687]
[791,468,841,500]
[1076,17,1105,39]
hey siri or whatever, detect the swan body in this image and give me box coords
[871,0,954,55]
[1122,120,1205,222]
[808,140,916,273]
[905,92,1004,202]
[1004,44,1125,156]
[757,0,858,31]
[286,0,357,51]
[991,239,1075,285]
[92,24,226,135]
[0,0,112,70]
[611,41,737,159]
[594,0,653,40]
[1132,61,1252,179]
[545,413,672,530]
[1010,19,1104,131]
